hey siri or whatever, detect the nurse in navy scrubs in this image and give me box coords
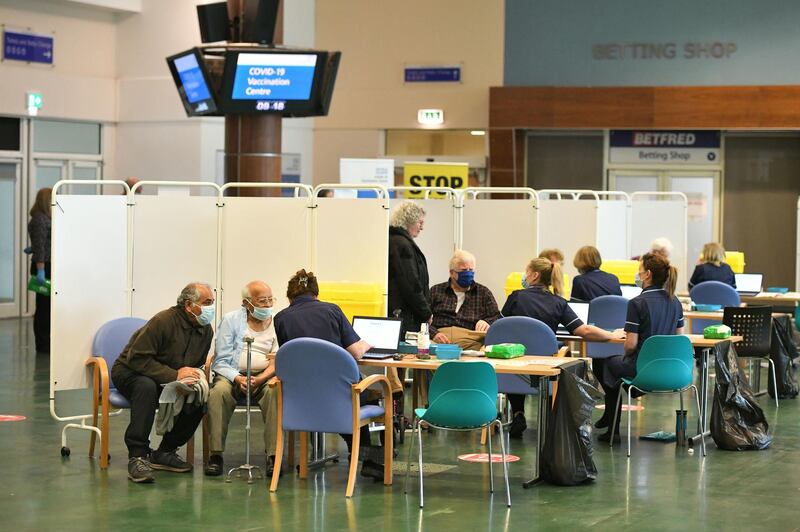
[596,252,685,441]
[501,257,624,438]
[570,245,622,302]
[689,242,736,289]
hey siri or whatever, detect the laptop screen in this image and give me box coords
[564,302,590,329]
[620,285,643,299]
[352,316,402,353]
[735,273,763,293]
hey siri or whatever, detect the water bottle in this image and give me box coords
[417,323,430,359]
[675,409,687,446]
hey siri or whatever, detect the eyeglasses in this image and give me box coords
[249,297,276,305]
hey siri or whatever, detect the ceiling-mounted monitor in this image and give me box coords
[166,48,219,116]
[219,49,340,117]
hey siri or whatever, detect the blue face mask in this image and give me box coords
[248,302,273,321]
[193,303,215,327]
[455,270,475,288]
[635,272,643,288]
[521,275,532,289]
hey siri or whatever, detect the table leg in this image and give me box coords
[689,347,712,445]
[523,375,550,489]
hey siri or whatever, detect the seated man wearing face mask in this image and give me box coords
[205,280,280,477]
[430,250,501,350]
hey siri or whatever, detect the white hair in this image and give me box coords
[650,237,674,257]
[241,280,269,299]
[176,282,212,306]
[390,201,426,231]
[449,249,476,271]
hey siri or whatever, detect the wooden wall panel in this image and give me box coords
[490,85,800,129]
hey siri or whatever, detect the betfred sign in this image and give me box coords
[610,130,721,165]
[403,162,468,198]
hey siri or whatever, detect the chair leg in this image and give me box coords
[89,378,99,459]
[345,428,360,498]
[383,414,393,485]
[610,388,623,447]
[690,385,706,456]
[417,418,424,508]
[299,432,308,479]
[287,432,295,468]
[480,426,487,446]
[496,420,511,507]
[768,358,779,408]
[270,429,284,492]
[487,422,494,494]
[626,387,633,457]
[99,396,110,469]
[404,417,417,495]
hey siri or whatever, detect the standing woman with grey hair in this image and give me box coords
[388,200,432,335]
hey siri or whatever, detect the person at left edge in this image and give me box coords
[111,282,215,484]
[28,187,52,353]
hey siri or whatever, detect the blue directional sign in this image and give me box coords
[404,66,461,83]
[3,30,54,65]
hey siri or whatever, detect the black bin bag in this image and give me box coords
[541,364,603,485]
[711,341,772,451]
[768,315,799,399]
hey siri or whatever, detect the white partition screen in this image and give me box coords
[220,196,312,315]
[596,198,631,261]
[314,195,389,308]
[538,197,598,281]
[388,189,458,286]
[461,189,538,306]
[51,194,128,391]
[131,195,219,319]
[631,192,689,291]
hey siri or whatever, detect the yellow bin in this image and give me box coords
[725,251,745,274]
[318,282,384,322]
[600,260,639,285]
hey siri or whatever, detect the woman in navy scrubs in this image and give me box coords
[689,242,736,289]
[500,257,624,438]
[570,245,622,302]
[596,252,685,441]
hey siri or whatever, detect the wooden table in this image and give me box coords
[360,354,582,487]
[739,292,800,312]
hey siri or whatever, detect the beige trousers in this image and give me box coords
[207,375,278,456]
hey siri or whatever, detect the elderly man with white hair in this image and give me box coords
[430,250,501,350]
[112,282,215,484]
[205,280,280,477]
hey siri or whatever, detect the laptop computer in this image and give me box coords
[735,273,763,296]
[558,302,589,335]
[352,316,403,359]
[620,285,643,300]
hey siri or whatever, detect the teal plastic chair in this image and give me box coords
[609,335,706,457]
[403,361,510,508]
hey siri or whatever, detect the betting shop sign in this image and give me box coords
[609,130,721,165]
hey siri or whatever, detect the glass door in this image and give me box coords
[667,172,720,268]
[0,159,21,317]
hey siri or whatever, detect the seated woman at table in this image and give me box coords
[596,252,685,441]
[538,248,565,297]
[501,257,624,438]
[570,245,622,302]
[273,269,385,480]
[689,242,736,289]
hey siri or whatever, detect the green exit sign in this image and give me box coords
[27,91,43,110]
[417,108,444,125]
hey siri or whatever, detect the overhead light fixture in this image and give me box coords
[470,130,486,136]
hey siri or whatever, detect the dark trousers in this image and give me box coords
[600,355,638,430]
[112,364,204,459]
[508,393,526,414]
[30,261,51,353]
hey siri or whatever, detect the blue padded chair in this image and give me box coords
[609,335,706,457]
[404,361,509,508]
[485,317,561,424]
[690,281,740,333]
[86,317,146,469]
[586,295,628,359]
[269,338,393,498]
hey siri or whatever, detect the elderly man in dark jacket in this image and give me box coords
[388,201,431,335]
